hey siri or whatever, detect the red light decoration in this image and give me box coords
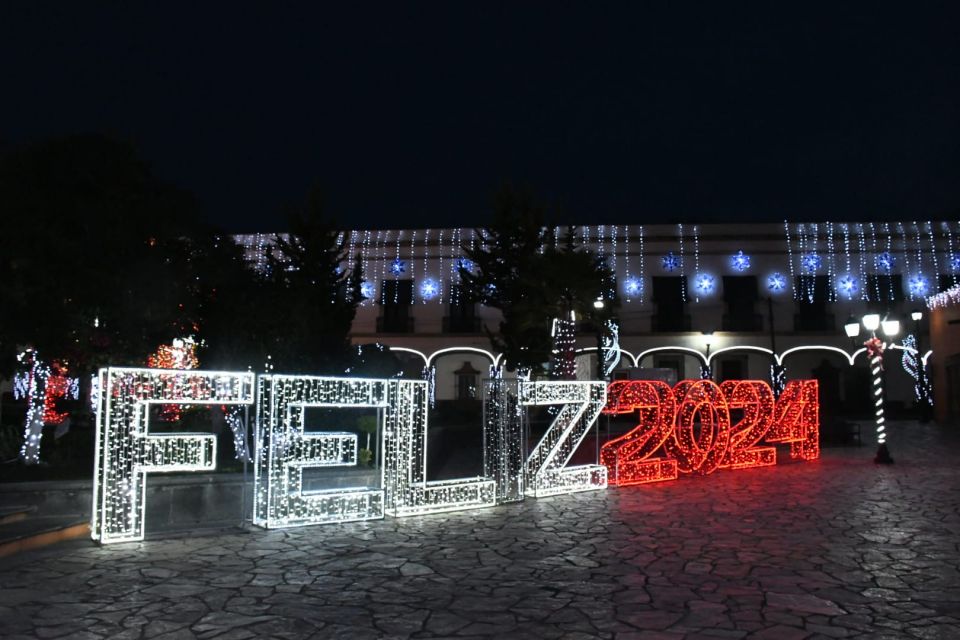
[766,379,820,461]
[664,379,731,475]
[718,380,776,470]
[600,380,678,485]
[600,378,820,485]
[146,338,201,422]
[42,361,74,424]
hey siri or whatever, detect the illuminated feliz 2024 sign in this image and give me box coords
[91,368,818,545]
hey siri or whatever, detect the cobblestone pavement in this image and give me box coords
[2,422,959,639]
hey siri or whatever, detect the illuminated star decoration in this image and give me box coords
[767,273,787,293]
[908,275,929,297]
[390,258,406,276]
[624,278,642,297]
[837,274,859,298]
[420,279,439,300]
[694,273,715,294]
[801,253,822,273]
[730,250,751,272]
[875,252,895,272]
[360,280,376,299]
[661,252,681,272]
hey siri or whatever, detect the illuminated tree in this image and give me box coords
[460,188,618,376]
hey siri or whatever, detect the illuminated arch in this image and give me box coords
[705,345,774,367]
[387,347,429,368]
[427,346,497,368]
[636,346,708,367]
[777,345,859,367]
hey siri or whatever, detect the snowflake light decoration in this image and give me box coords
[420,279,439,300]
[661,252,681,272]
[390,258,406,276]
[694,273,715,294]
[360,281,376,299]
[908,275,929,297]
[454,257,474,273]
[875,252,895,272]
[801,253,821,273]
[837,275,859,298]
[951,256,960,272]
[730,250,751,272]
[623,278,642,297]
[767,273,787,293]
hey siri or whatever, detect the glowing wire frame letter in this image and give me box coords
[91,368,254,544]
[664,379,731,475]
[382,379,496,516]
[483,379,527,503]
[253,376,387,529]
[521,381,608,497]
[718,380,776,469]
[766,379,820,461]
[600,380,678,485]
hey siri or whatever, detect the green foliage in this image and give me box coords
[0,135,201,375]
[459,187,619,375]
[257,187,363,373]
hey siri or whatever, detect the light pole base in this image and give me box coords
[874,443,894,465]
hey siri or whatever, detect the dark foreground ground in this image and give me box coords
[1,421,958,639]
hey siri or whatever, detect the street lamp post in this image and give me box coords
[844,313,899,464]
[911,309,932,423]
[701,332,714,379]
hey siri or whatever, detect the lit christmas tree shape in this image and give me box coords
[766,379,819,461]
[91,368,255,544]
[253,376,390,529]
[521,381,607,497]
[382,379,496,516]
[600,380,678,486]
[718,380,776,469]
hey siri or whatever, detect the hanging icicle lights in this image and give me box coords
[234,221,957,309]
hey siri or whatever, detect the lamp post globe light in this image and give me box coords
[844,313,899,464]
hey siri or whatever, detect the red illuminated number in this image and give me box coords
[600,380,678,485]
[766,380,819,461]
[719,380,776,469]
[664,380,731,475]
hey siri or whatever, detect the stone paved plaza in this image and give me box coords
[1,421,959,639]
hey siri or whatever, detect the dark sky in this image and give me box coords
[2,3,958,232]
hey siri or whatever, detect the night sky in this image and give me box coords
[2,3,958,232]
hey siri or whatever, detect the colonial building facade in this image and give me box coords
[238,220,959,419]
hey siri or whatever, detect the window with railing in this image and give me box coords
[651,277,691,332]
[377,280,415,333]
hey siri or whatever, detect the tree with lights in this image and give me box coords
[460,188,618,376]
[259,187,364,373]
